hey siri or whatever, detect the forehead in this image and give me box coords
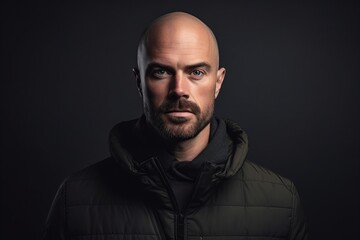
[141,23,217,67]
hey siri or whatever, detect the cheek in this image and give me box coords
[144,81,168,107]
[194,84,215,112]
[194,83,216,106]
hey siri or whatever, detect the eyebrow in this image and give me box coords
[185,62,212,72]
[145,61,212,75]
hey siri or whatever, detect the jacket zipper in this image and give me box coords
[152,157,185,240]
[176,213,185,240]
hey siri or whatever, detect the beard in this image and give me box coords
[144,98,214,142]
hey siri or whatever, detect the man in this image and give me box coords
[43,12,308,240]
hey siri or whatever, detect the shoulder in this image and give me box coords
[66,157,119,182]
[218,160,297,209]
[233,162,309,239]
[58,157,136,206]
[240,160,294,191]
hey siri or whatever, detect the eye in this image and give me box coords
[190,69,205,80]
[151,68,171,79]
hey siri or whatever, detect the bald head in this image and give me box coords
[137,12,220,70]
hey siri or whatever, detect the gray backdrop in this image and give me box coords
[1,1,359,239]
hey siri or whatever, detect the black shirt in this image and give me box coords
[156,118,233,211]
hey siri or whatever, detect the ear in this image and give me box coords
[215,67,226,99]
[132,68,142,97]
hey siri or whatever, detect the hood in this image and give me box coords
[219,119,248,178]
[108,117,248,211]
[109,117,248,180]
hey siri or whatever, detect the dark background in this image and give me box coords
[1,1,359,239]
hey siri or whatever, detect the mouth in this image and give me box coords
[164,110,194,118]
[165,109,193,114]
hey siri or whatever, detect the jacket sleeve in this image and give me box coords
[42,180,69,240]
[289,183,309,240]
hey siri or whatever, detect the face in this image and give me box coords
[136,21,225,141]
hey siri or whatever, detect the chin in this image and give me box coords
[160,120,204,141]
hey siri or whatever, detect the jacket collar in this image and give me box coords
[108,117,248,211]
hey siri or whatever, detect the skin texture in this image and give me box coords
[134,12,226,161]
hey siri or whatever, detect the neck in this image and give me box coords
[166,124,211,161]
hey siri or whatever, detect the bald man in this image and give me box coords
[43,12,308,240]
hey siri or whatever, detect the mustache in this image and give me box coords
[159,98,201,115]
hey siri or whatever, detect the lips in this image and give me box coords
[164,111,194,119]
[165,109,193,113]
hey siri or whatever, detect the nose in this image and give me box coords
[168,72,190,99]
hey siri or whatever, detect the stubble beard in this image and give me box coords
[144,99,214,142]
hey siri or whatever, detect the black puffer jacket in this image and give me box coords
[43,118,308,240]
